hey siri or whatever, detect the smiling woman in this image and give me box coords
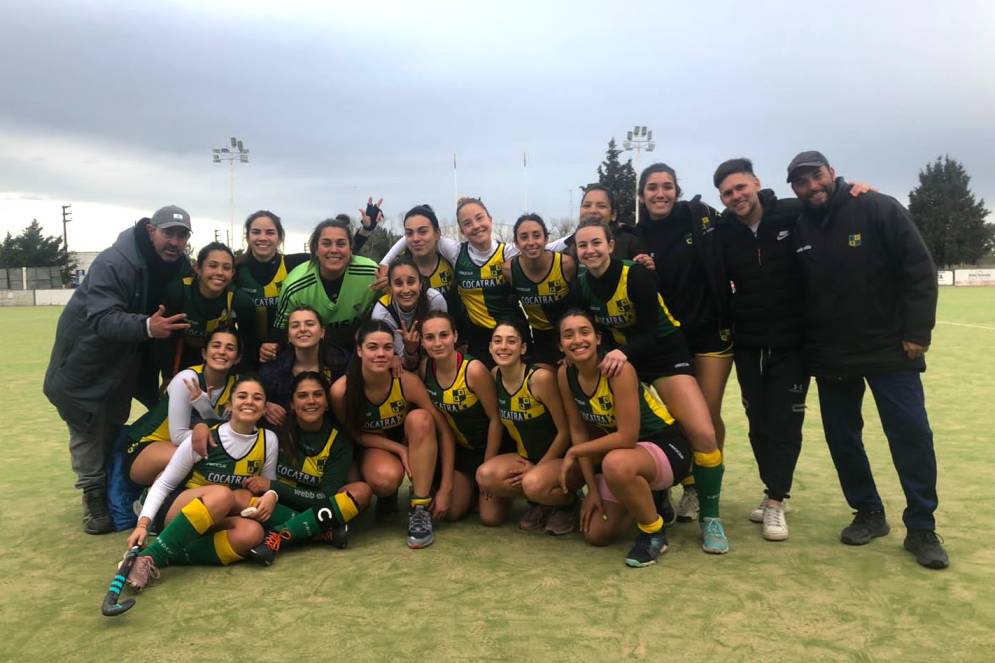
[272,217,380,378]
[371,255,447,370]
[157,242,258,381]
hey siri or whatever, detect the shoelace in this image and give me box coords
[410,508,432,533]
[703,518,726,538]
[264,530,292,552]
[914,530,944,545]
[764,507,786,529]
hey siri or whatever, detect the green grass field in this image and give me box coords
[2,289,993,662]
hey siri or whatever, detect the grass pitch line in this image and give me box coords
[937,320,995,331]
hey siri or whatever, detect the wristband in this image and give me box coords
[264,489,278,503]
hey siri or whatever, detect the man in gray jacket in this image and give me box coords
[44,206,192,533]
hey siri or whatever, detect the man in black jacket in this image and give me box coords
[44,206,192,534]
[788,151,947,569]
[713,159,808,543]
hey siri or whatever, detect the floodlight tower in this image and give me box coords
[212,136,250,245]
[622,125,655,224]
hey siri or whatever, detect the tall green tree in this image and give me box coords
[908,156,993,268]
[591,138,638,226]
[0,219,78,284]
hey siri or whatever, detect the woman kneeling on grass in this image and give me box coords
[556,309,693,567]
[475,320,576,534]
[419,312,504,521]
[123,376,278,589]
[241,371,372,563]
[330,320,455,549]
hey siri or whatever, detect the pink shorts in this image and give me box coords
[596,442,676,504]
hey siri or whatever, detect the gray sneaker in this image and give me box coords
[407,505,434,549]
[676,486,699,523]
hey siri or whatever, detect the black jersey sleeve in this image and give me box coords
[620,263,666,361]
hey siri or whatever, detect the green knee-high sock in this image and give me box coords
[173,530,244,566]
[273,492,361,543]
[142,498,215,566]
[264,503,299,529]
[692,450,724,521]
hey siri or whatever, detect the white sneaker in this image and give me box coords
[749,495,769,523]
[762,503,789,541]
[676,487,699,522]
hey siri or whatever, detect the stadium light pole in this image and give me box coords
[212,136,250,245]
[622,125,655,225]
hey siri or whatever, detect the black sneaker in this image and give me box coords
[655,489,676,527]
[330,522,349,550]
[904,529,949,569]
[407,505,434,549]
[375,491,399,517]
[248,530,290,566]
[625,529,669,568]
[82,489,114,535]
[840,510,890,545]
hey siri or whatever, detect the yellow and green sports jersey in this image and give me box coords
[127,365,234,444]
[425,253,455,293]
[511,252,571,332]
[575,260,680,346]
[276,419,352,492]
[565,364,675,441]
[362,376,409,440]
[186,425,268,488]
[455,242,518,329]
[496,366,558,462]
[423,353,490,450]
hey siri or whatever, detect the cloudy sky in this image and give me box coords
[1,0,992,252]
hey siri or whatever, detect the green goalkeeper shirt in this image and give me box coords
[273,257,379,348]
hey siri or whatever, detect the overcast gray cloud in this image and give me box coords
[1,0,993,251]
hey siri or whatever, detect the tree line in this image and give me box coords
[1,152,991,287]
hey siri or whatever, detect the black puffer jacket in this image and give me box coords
[635,196,730,334]
[793,179,937,378]
[717,190,804,349]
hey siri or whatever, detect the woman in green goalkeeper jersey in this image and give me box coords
[274,217,379,377]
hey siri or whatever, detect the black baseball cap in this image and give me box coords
[786,151,830,183]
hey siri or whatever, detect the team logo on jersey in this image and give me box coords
[488,264,503,278]
[776,230,790,241]
[547,279,562,294]
[596,395,613,411]
[315,457,327,473]
[517,396,532,410]
[848,233,862,247]
[452,388,467,404]
[390,400,405,413]
[246,459,261,475]
[439,271,452,287]
[684,233,694,245]
[615,299,631,313]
